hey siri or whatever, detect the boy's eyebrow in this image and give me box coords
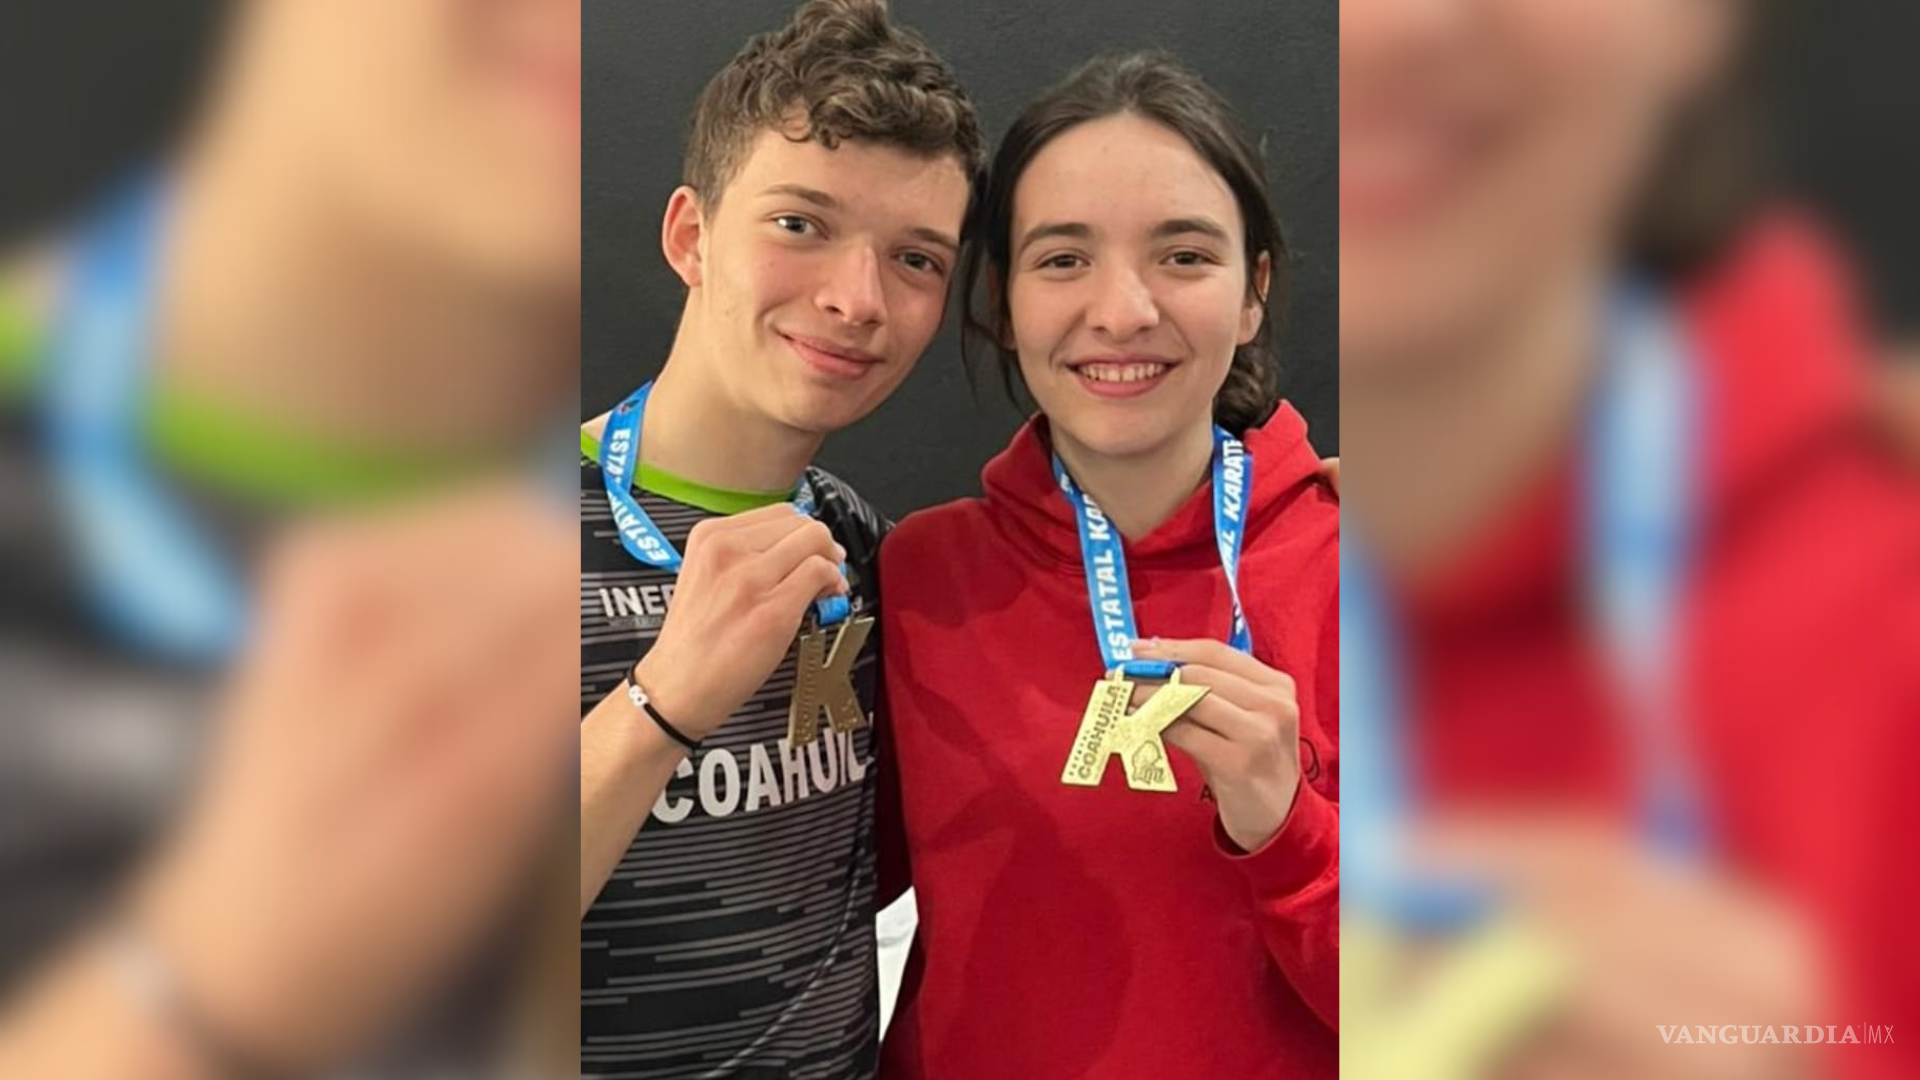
[908,226,960,255]
[761,183,840,209]
[761,183,958,254]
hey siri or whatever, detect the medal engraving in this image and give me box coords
[1061,670,1209,792]
[788,615,875,746]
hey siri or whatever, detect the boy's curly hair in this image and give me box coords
[683,0,985,208]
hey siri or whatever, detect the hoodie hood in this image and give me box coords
[1681,210,1872,517]
[977,402,1331,570]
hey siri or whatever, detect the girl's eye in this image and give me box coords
[1038,253,1085,271]
[772,215,817,236]
[1168,250,1217,267]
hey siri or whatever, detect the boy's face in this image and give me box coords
[674,129,971,436]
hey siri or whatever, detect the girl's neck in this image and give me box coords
[1342,261,1606,577]
[1053,416,1217,542]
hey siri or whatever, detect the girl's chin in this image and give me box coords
[1047,410,1188,460]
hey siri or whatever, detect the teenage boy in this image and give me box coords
[576,2,981,1077]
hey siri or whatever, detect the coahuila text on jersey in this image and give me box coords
[651,727,870,823]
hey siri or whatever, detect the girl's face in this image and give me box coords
[1006,113,1267,461]
[1340,0,1734,367]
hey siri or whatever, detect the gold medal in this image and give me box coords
[1061,668,1210,792]
[787,615,875,746]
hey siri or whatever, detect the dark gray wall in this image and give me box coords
[1765,2,1920,337]
[584,0,1339,517]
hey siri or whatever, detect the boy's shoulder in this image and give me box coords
[802,463,890,555]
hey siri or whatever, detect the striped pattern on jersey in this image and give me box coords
[580,455,887,1080]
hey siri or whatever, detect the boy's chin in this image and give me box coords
[767,382,885,436]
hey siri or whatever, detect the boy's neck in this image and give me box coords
[589,336,824,495]
[157,91,575,457]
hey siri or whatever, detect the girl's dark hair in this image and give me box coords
[1625,0,1778,277]
[959,51,1287,434]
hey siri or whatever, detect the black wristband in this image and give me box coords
[626,666,700,752]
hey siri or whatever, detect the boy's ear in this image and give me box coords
[662,185,707,289]
[1238,252,1272,346]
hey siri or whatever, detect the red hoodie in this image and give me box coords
[1403,216,1920,1077]
[875,405,1339,1080]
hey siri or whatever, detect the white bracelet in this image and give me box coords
[103,918,282,1080]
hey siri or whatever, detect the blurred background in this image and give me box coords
[1,1,580,1077]
[0,2,224,242]
[1340,1,1919,1079]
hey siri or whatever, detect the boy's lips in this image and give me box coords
[781,332,884,380]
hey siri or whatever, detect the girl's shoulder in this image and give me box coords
[880,495,997,574]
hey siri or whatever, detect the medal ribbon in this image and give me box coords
[1054,425,1254,679]
[600,380,850,626]
[48,175,245,663]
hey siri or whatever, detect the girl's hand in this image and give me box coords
[1132,638,1304,852]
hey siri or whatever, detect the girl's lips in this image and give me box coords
[1066,359,1177,399]
[1340,107,1500,230]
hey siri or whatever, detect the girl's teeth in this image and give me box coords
[1081,363,1168,383]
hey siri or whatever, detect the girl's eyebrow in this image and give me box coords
[1150,216,1230,242]
[1017,216,1231,257]
[1016,221,1092,257]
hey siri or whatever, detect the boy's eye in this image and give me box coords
[772,215,817,235]
[1168,250,1216,267]
[899,252,944,275]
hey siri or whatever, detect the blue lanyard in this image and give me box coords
[600,380,850,626]
[1342,281,1704,925]
[1053,425,1254,679]
[46,176,245,664]
[1583,281,1703,856]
